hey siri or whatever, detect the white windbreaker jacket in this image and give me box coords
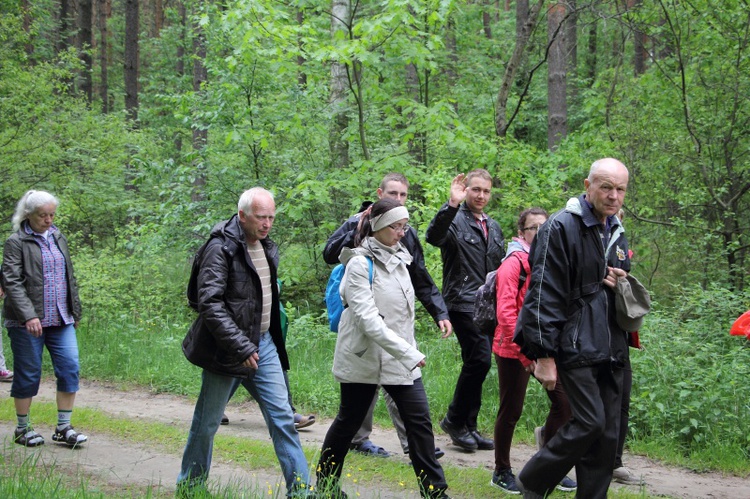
[333,237,425,385]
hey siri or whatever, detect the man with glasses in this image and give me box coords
[324,172,452,460]
[425,169,505,452]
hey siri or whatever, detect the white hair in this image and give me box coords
[238,187,274,215]
[11,190,59,232]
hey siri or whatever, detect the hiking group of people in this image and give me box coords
[1,156,648,499]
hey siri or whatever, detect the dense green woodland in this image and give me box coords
[1,0,749,471]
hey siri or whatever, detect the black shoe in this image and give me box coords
[221,413,229,425]
[490,468,520,494]
[439,417,478,451]
[556,475,577,492]
[469,430,494,450]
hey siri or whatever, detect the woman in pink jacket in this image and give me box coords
[490,208,576,494]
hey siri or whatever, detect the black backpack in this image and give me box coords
[473,253,529,335]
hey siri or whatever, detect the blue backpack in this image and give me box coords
[325,256,373,332]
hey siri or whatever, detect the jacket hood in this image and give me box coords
[210,214,243,242]
[503,237,528,262]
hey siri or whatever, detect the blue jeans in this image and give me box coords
[177,332,310,495]
[8,325,80,398]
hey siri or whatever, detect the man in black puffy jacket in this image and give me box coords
[426,169,505,452]
[178,187,311,497]
[514,158,632,499]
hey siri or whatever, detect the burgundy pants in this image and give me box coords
[493,355,572,472]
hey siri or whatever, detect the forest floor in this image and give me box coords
[2,379,748,498]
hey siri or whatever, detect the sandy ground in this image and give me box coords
[1,379,748,498]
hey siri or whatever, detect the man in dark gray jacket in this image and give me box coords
[514,158,632,499]
[426,169,505,452]
[178,187,310,497]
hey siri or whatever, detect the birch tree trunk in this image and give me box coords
[329,0,350,169]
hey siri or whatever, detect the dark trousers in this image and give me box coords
[493,355,571,472]
[445,310,492,430]
[318,379,447,497]
[614,358,632,469]
[518,363,623,499]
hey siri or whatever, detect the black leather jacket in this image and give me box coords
[182,215,288,378]
[514,195,631,369]
[425,203,505,313]
[2,225,82,324]
[323,206,449,323]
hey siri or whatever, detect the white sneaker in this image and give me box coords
[533,426,544,451]
[612,466,644,485]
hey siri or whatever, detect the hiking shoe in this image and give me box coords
[52,424,88,447]
[556,475,577,492]
[612,466,644,485]
[350,440,390,457]
[0,369,13,382]
[490,468,520,494]
[221,413,229,425]
[440,417,478,451]
[470,430,494,450]
[533,426,544,451]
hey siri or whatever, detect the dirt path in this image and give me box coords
[3,379,748,498]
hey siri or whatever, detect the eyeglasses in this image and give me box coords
[522,225,541,232]
[388,223,411,233]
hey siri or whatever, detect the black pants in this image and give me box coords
[445,310,492,430]
[518,363,623,499]
[318,379,447,497]
[614,358,632,469]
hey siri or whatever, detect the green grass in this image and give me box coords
[0,398,654,498]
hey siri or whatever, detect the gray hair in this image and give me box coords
[238,187,274,215]
[11,190,59,232]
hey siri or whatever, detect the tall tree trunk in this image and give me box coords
[175,0,186,153]
[154,0,164,36]
[547,2,567,152]
[585,17,597,85]
[329,0,350,169]
[297,9,307,88]
[405,62,425,165]
[124,0,139,123]
[495,0,544,136]
[58,0,75,54]
[79,0,93,103]
[631,0,647,75]
[482,0,492,39]
[444,16,458,112]
[192,8,208,203]
[22,0,34,56]
[98,0,110,113]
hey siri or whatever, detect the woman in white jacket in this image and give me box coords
[317,198,449,499]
